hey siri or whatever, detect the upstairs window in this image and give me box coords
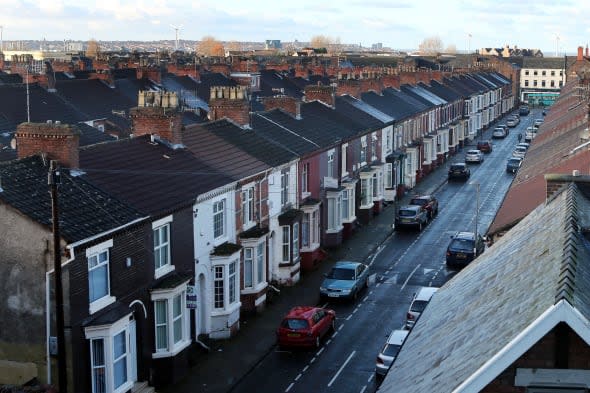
[302,163,310,194]
[242,187,254,228]
[86,238,115,314]
[327,150,335,178]
[281,169,290,206]
[214,199,226,239]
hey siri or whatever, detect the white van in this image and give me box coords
[405,287,438,329]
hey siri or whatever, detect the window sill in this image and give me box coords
[89,295,116,315]
[211,302,241,317]
[241,282,268,295]
[301,242,320,252]
[359,203,374,210]
[325,226,343,234]
[155,264,175,280]
[152,339,191,359]
[301,191,311,199]
[342,216,357,224]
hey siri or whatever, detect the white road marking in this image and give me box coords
[359,385,367,393]
[376,282,381,288]
[310,357,316,364]
[327,350,356,387]
[401,263,421,291]
[346,314,352,321]
[295,373,302,381]
[367,373,374,382]
[333,331,339,337]
[302,365,309,373]
[285,382,294,392]
[338,324,344,331]
[326,339,332,345]
[316,347,324,356]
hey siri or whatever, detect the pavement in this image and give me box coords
[161,140,476,393]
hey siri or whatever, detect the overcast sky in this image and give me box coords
[1,0,588,54]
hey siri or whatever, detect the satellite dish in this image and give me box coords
[10,138,16,150]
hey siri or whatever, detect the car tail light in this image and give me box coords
[407,312,414,320]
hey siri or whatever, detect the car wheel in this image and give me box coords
[315,336,321,348]
[330,319,336,332]
[353,290,358,301]
[418,221,423,231]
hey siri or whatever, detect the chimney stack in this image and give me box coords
[15,122,80,168]
[304,84,336,108]
[208,86,251,127]
[545,172,590,200]
[586,45,589,57]
[262,96,301,119]
[130,90,183,146]
[578,46,584,61]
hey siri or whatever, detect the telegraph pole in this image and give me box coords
[49,160,67,393]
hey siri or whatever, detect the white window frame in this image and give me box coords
[326,190,343,233]
[280,169,290,207]
[152,215,174,279]
[371,132,378,162]
[301,207,320,250]
[342,182,357,223]
[85,313,135,393]
[212,257,241,310]
[301,162,310,197]
[229,261,237,304]
[341,144,348,177]
[292,222,300,261]
[385,128,393,154]
[327,149,335,178]
[241,186,255,229]
[240,238,267,294]
[360,136,367,166]
[281,225,290,263]
[360,173,373,208]
[244,247,254,289]
[86,239,116,315]
[214,265,224,309]
[150,282,191,359]
[213,199,226,239]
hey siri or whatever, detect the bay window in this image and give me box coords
[152,282,190,358]
[244,247,253,288]
[281,226,290,262]
[292,222,300,260]
[341,182,356,222]
[326,191,343,232]
[301,206,320,250]
[360,175,373,207]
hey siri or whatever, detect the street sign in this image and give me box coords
[186,285,197,309]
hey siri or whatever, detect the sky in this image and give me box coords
[0,0,589,54]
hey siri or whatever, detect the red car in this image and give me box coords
[276,306,336,348]
[408,195,439,220]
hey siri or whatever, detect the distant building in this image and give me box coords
[480,44,543,58]
[371,43,383,50]
[265,40,282,50]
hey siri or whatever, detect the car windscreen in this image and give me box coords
[382,343,401,357]
[450,164,464,170]
[508,159,521,165]
[282,318,309,330]
[410,300,429,313]
[449,238,474,251]
[398,209,416,217]
[327,267,355,280]
[409,198,426,206]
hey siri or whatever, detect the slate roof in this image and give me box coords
[488,75,590,235]
[80,135,233,215]
[336,95,394,124]
[183,120,271,178]
[383,181,590,393]
[186,119,298,169]
[76,123,117,146]
[0,155,145,243]
[257,69,304,99]
[421,80,463,102]
[521,56,571,69]
[55,79,136,131]
[0,83,86,132]
[360,87,427,121]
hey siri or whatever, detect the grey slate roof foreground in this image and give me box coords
[80,135,233,216]
[0,155,145,243]
[382,181,590,393]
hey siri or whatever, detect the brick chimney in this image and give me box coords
[15,121,80,168]
[130,90,183,146]
[89,70,115,88]
[208,86,250,127]
[359,77,383,95]
[586,45,589,57]
[262,96,301,118]
[545,172,590,200]
[136,65,162,84]
[304,84,335,108]
[578,46,584,61]
[336,79,361,99]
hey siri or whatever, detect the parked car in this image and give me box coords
[319,261,369,301]
[445,231,485,268]
[525,127,537,142]
[405,287,438,329]
[542,109,547,116]
[498,124,509,135]
[519,105,530,116]
[512,146,527,159]
[409,195,439,219]
[476,140,493,153]
[375,329,409,381]
[506,157,523,173]
[465,149,485,163]
[276,306,336,348]
[492,127,507,139]
[448,162,471,181]
[534,118,544,127]
[506,118,517,127]
[395,205,429,231]
[516,142,530,150]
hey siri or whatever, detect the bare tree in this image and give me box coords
[197,35,225,56]
[86,38,100,59]
[445,44,457,54]
[418,36,443,55]
[310,35,341,54]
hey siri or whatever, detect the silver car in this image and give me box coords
[465,149,484,163]
[375,329,409,380]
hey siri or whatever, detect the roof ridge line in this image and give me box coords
[556,183,580,304]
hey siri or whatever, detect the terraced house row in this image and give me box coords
[0,54,514,392]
